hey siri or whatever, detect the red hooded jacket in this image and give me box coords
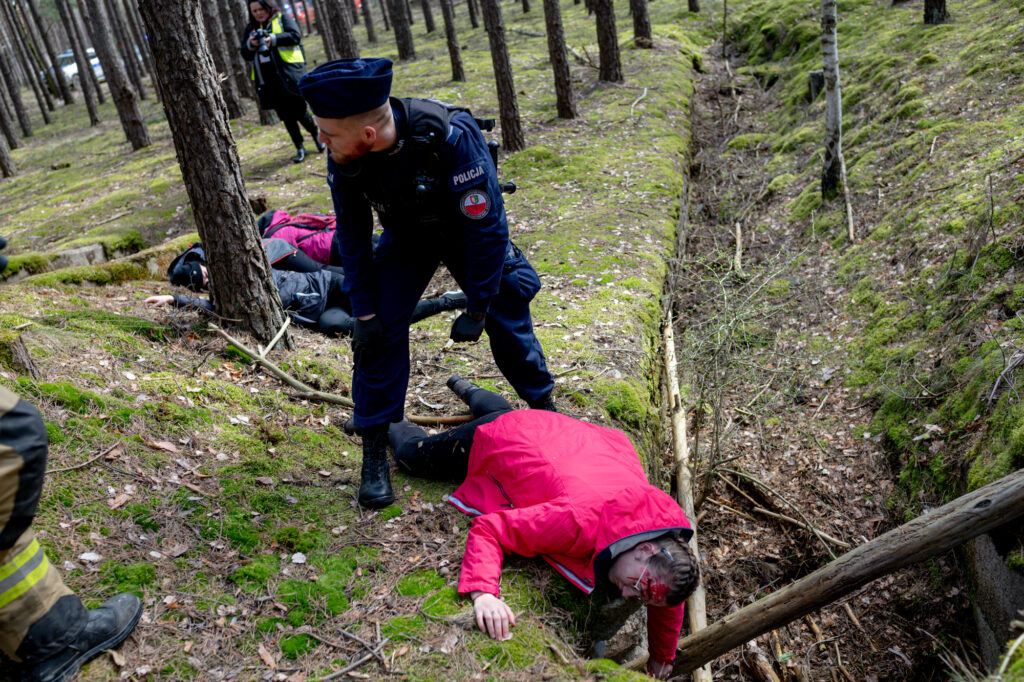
[446,410,692,665]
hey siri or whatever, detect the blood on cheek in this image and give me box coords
[638,578,669,604]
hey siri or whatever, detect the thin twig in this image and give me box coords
[630,87,648,122]
[259,316,291,359]
[46,442,121,475]
[320,650,377,680]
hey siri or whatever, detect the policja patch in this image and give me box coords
[460,190,490,219]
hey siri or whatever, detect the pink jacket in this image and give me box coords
[447,410,692,665]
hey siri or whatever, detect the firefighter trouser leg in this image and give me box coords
[0,387,87,662]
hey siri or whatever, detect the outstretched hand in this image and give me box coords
[647,659,673,680]
[471,592,516,641]
[144,295,174,308]
[450,312,485,343]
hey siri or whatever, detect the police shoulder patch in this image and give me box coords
[460,189,490,220]
[450,161,488,190]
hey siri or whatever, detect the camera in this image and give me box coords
[252,28,272,56]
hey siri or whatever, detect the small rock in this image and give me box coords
[291,552,307,564]
[79,551,102,563]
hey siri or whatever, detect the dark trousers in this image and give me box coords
[318,274,459,339]
[281,110,318,149]
[352,239,554,428]
[392,388,512,480]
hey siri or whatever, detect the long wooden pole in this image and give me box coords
[663,317,712,682]
[675,467,1024,673]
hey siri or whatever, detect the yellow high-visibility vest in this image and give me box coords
[251,14,304,79]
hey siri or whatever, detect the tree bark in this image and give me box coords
[405,0,414,25]
[923,0,947,24]
[387,0,414,59]
[0,0,52,123]
[346,0,359,24]
[26,0,74,104]
[593,0,622,82]
[542,0,575,118]
[674,468,1024,673]
[11,0,56,110]
[318,0,338,60]
[688,0,699,12]
[0,128,14,176]
[72,1,105,103]
[219,0,252,98]
[0,83,16,149]
[81,0,150,149]
[629,0,652,48]
[420,0,435,32]
[0,47,31,136]
[104,0,146,99]
[466,0,478,28]
[57,0,100,124]
[326,0,359,58]
[820,0,841,200]
[200,0,244,118]
[438,0,463,80]
[299,0,313,32]
[123,0,158,83]
[479,0,523,151]
[362,0,376,43]
[377,0,389,31]
[521,0,529,13]
[137,0,294,348]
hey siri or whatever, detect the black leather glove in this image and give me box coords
[352,316,385,367]
[450,312,485,343]
[0,235,7,273]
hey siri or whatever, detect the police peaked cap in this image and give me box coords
[299,58,393,119]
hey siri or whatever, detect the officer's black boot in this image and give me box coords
[358,424,395,509]
[292,145,306,163]
[440,290,468,311]
[527,392,558,412]
[446,374,482,406]
[315,138,327,153]
[24,593,143,682]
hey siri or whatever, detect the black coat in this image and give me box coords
[239,11,307,110]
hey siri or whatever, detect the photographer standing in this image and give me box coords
[240,0,324,163]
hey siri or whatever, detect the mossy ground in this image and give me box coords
[0,0,705,679]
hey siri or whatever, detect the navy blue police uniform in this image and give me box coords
[325,98,553,428]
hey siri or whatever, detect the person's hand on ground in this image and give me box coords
[144,295,174,308]
[471,592,515,641]
[450,312,485,342]
[647,659,673,680]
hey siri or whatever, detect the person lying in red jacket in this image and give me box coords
[388,377,701,679]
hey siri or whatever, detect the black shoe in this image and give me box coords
[446,374,481,405]
[440,290,468,311]
[358,426,394,509]
[24,593,142,682]
[528,393,558,412]
[315,139,326,153]
[292,146,306,163]
[0,235,7,250]
[343,416,361,436]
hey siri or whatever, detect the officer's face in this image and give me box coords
[316,116,374,165]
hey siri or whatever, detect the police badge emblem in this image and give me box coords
[460,190,490,219]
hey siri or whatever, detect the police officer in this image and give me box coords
[298,58,556,509]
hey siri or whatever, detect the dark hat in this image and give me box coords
[170,261,205,292]
[299,58,393,119]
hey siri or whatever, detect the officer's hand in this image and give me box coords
[450,313,485,343]
[352,316,385,367]
[647,659,673,680]
[0,235,8,273]
[471,592,515,641]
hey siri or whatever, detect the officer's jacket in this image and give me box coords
[446,410,692,666]
[327,98,509,318]
[173,268,337,325]
[239,11,306,95]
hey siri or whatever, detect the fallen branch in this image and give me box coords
[629,87,648,122]
[674,468,1024,673]
[211,324,473,427]
[259,316,291,359]
[663,317,712,682]
[733,222,745,278]
[47,442,122,475]
[842,602,877,652]
[320,650,377,680]
[840,152,855,242]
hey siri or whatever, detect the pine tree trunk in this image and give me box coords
[688,0,699,11]
[521,0,529,13]
[137,0,294,348]
[923,0,947,24]
[542,0,576,118]
[11,0,56,110]
[26,0,74,104]
[56,0,100,124]
[0,0,52,123]
[820,0,841,200]
[0,131,14,177]
[438,0,463,80]
[362,0,377,42]
[0,84,17,149]
[299,0,313,32]
[72,2,105,102]
[593,0,622,82]
[219,0,252,98]
[466,0,479,28]
[0,48,32,136]
[479,0,524,151]
[326,0,360,58]
[80,0,150,149]
[123,0,158,84]
[200,0,244,117]
[104,0,146,99]
[378,0,390,30]
[347,0,359,24]
[387,0,415,58]
[319,0,338,60]
[420,0,435,32]
[405,0,415,25]
[629,0,651,48]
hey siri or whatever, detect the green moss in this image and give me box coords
[379,504,402,521]
[592,378,654,431]
[584,659,652,681]
[767,173,796,193]
[280,634,315,659]
[383,613,425,641]
[103,562,157,596]
[728,133,767,150]
[788,184,823,223]
[2,252,52,279]
[26,261,150,287]
[17,379,109,413]
[231,555,279,591]
[396,570,446,597]
[916,53,940,66]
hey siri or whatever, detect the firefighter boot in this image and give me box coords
[358,424,394,509]
[446,374,481,406]
[23,593,143,682]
